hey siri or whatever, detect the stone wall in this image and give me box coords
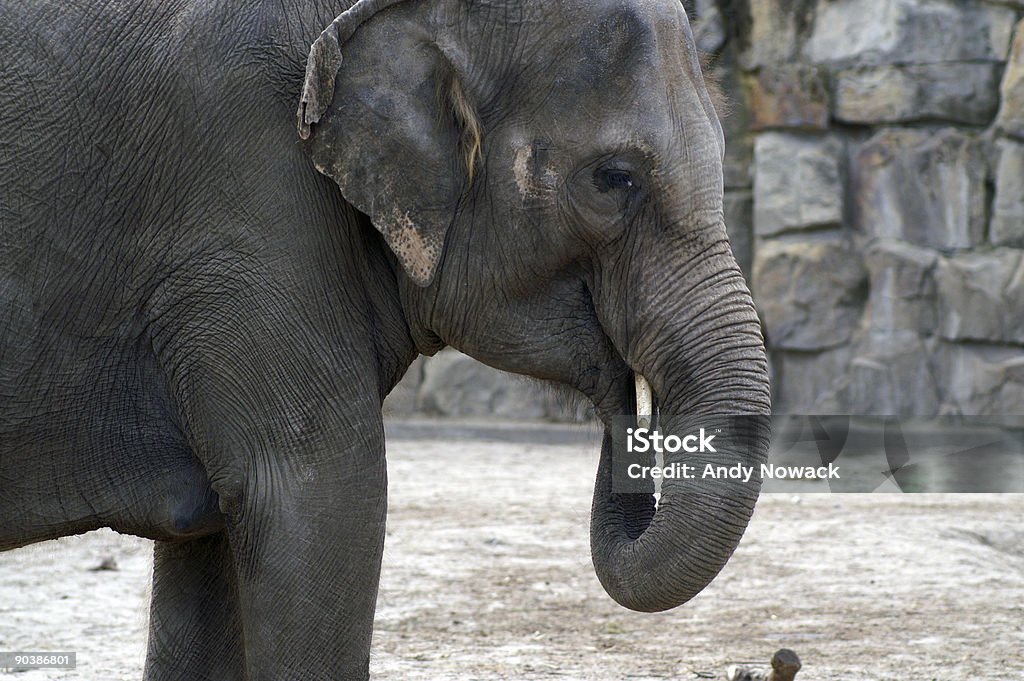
[708,0,1024,416]
[386,0,1024,420]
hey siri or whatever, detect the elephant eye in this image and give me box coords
[594,168,635,193]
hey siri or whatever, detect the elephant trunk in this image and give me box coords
[590,226,771,613]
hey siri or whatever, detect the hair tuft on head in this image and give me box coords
[437,70,483,184]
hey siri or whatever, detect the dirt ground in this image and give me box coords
[1,419,1022,680]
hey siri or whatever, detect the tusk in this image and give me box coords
[635,374,653,429]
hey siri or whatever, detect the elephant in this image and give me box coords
[0,0,771,679]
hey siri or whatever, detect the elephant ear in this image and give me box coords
[297,0,475,287]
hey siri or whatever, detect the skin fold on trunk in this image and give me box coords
[590,247,771,613]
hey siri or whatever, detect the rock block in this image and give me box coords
[936,250,1024,344]
[770,346,852,414]
[863,239,937,334]
[997,20,1024,140]
[753,238,867,350]
[739,0,817,70]
[991,138,1024,247]
[805,0,1015,67]
[852,128,987,250]
[840,332,940,416]
[833,63,1002,125]
[418,349,545,419]
[746,64,829,131]
[936,343,1024,414]
[754,133,843,236]
[416,349,590,421]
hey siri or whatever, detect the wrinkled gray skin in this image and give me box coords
[0,0,770,678]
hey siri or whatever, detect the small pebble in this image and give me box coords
[727,649,801,681]
[89,557,119,572]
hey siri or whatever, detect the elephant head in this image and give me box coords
[299,0,771,612]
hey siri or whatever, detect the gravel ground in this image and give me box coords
[1,420,1022,680]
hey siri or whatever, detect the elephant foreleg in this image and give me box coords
[148,260,400,679]
[219,458,388,681]
[144,532,245,681]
